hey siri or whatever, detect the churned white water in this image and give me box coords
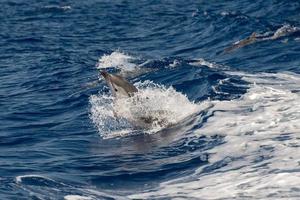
[96,51,137,71]
[90,81,203,138]
[92,50,300,199]
[15,174,56,184]
[129,72,300,199]
[64,195,92,200]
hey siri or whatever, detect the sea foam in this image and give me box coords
[129,72,300,199]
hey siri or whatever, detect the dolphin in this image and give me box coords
[224,32,258,53]
[100,70,138,97]
[224,26,300,53]
[100,71,172,128]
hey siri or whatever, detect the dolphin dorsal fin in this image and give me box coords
[250,32,257,38]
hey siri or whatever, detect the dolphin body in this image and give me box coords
[224,25,300,53]
[100,71,138,98]
[224,32,258,53]
[100,71,171,128]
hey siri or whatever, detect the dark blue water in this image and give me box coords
[1,1,300,199]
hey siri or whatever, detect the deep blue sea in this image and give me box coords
[1,0,300,199]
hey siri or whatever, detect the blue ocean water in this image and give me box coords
[1,0,300,199]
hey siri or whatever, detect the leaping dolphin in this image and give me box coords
[100,70,138,97]
[100,71,172,128]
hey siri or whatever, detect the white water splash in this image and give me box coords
[169,59,180,68]
[129,72,300,199]
[96,51,136,71]
[64,195,92,200]
[247,24,299,42]
[271,24,300,40]
[189,58,221,68]
[90,81,203,138]
[43,5,72,11]
[15,174,56,184]
[254,24,300,41]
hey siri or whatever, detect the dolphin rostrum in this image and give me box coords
[100,71,138,97]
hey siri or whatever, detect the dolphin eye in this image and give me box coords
[115,88,118,92]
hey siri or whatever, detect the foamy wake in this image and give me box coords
[43,5,72,11]
[271,24,300,40]
[189,58,218,68]
[90,81,205,139]
[250,24,299,41]
[64,195,92,200]
[129,72,300,199]
[15,174,57,184]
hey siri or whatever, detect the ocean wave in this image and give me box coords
[2,0,300,199]
[129,71,300,199]
[15,174,122,200]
